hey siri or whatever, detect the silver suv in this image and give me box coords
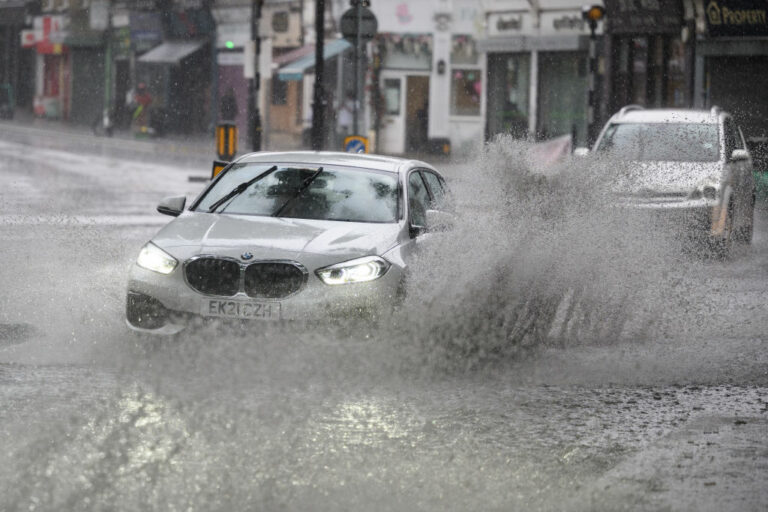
[589,105,755,254]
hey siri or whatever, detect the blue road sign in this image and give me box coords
[344,135,369,153]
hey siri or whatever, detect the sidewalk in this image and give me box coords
[0,112,215,168]
[0,111,459,168]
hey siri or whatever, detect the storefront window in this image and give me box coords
[450,69,481,116]
[631,37,648,105]
[538,51,587,145]
[666,38,687,107]
[486,53,530,139]
[378,33,432,70]
[451,35,477,65]
[384,78,400,115]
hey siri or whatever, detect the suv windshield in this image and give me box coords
[195,163,399,223]
[596,123,720,162]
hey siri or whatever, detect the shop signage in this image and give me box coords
[706,0,768,37]
[604,0,682,34]
[486,12,528,37]
[496,15,522,31]
[553,15,585,31]
[23,15,69,53]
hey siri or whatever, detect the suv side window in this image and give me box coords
[421,171,447,209]
[407,171,430,227]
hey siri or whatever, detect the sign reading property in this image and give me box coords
[706,0,768,37]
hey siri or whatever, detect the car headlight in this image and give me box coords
[136,242,178,275]
[316,256,390,285]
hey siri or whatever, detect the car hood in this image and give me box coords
[609,161,722,196]
[152,212,402,264]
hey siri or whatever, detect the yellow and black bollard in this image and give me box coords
[212,122,238,179]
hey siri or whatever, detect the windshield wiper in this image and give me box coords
[272,167,324,217]
[208,165,278,213]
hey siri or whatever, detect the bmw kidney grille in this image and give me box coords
[185,257,305,298]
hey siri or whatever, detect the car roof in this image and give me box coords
[236,151,438,175]
[611,107,724,125]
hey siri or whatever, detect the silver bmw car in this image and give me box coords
[126,151,450,335]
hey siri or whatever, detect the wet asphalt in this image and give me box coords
[0,125,766,511]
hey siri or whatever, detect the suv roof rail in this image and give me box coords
[617,104,644,117]
[710,105,721,116]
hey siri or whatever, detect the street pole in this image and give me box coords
[311,0,326,150]
[587,26,596,146]
[248,0,263,152]
[352,0,361,135]
[582,5,604,148]
[102,3,113,136]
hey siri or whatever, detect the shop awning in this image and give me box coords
[138,40,206,64]
[277,39,352,81]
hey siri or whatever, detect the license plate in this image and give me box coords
[202,299,281,320]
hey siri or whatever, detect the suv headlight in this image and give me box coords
[316,256,390,285]
[136,242,178,274]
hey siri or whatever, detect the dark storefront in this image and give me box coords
[0,0,34,116]
[603,0,691,120]
[135,5,215,134]
[696,0,768,148]
[66,9,107,126]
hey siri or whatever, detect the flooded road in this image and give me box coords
[1,130,767,511]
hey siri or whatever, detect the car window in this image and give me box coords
[596,123,720,162]
[407,171,430,227]
[421,171,447,209]
[195,163,399,223]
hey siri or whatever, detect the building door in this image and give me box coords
[405,75,429,153]
[379,74,404,154]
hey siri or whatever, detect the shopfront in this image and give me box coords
[22,15,71,120]
[370,0,485,156]
[696,0,768,143]
[603,0,689,117]
[135,5,215,135]
[481,7,594,146]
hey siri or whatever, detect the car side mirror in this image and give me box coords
[157,195,186,217]
[425,209,455,232]
[409,223,425,238]
[731,149,749,162]
[573,147,590,157]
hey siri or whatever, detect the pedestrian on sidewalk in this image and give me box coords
[130,83,153,138]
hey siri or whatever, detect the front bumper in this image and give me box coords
[126,261,403,335]
[616,199,722,240]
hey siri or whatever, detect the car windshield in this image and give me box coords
[596,122,720,162]
[195,163,399,223]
